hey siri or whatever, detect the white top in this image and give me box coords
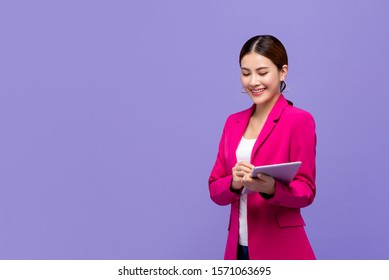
[235,137,256,246]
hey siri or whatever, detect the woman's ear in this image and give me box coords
[280,64,288,81]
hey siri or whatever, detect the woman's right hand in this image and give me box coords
[231,161,254,190]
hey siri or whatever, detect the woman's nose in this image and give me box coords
[249,75,260,86]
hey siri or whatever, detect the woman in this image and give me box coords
[209,35,316,260]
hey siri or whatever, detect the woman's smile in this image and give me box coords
[250,87,266,96]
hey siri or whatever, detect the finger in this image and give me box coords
[237,166,253,174]
[243,173,252,182]
[258,173,273,181]
[234,171,246,179]
[238,161,255,169]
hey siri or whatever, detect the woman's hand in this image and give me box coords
[231,161,254,191]
[242,173,276,195]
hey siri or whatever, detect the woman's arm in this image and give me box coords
[264,112,317,208]
[208,120,241,206]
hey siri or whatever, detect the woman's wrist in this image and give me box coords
[230,185,243,194]
[230,181,244,194]
[260,181,276,196]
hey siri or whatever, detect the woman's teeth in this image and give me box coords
[252,88,265,94]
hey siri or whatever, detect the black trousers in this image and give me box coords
[237,245,250,260]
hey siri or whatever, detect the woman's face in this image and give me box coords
[240,52,287,108]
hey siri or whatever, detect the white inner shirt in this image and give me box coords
[236,137,256,246]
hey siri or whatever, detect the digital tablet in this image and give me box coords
[250,161,302,184]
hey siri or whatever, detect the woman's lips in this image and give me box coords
[251,88,266,96]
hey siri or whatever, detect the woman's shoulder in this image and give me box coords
[225,105,254,123]
[282,103,316,131]
[284,102,315,122]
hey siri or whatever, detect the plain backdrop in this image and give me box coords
[0,0,388,259]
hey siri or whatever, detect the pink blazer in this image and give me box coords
[209,95,316,260]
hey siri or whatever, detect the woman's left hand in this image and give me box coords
[242,173,276,195]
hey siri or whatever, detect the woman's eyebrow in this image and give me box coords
[241,67,269,71]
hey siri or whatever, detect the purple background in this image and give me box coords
[0,0,388,260]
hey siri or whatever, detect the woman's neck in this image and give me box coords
[252,93,281,121]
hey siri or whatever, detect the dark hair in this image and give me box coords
[239,35,288,92]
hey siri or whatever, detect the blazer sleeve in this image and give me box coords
[209,118,241,206]
[265,111,317,208]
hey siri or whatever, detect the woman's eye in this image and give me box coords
[242,73,250,76]
[259,72,268,76]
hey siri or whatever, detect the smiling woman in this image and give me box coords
[208,35,317,260]
[240,35,288,92]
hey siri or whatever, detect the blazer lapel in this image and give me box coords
[229,105,255,168]
[228,95,289,168]
[251,95,289,160]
